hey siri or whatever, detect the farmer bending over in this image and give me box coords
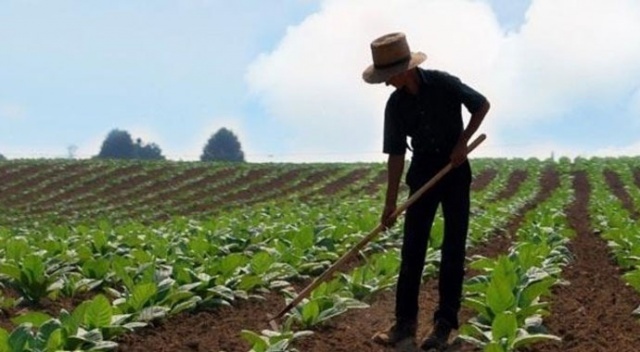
[362,32,490,350]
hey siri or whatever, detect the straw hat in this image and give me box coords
[362,32,427,84]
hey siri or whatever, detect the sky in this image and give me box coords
[1,0,640,162]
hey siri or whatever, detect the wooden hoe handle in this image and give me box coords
[269,134,487,323]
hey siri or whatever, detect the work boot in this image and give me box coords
[372,321,417,346]
[420,320,452,351]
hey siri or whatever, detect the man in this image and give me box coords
[362,32,490,350]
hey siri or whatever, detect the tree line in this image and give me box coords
[0,127,245,162]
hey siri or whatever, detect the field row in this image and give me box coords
[1,157,640,352]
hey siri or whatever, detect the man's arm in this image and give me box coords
[382,154,405,228]
[451,99,490,166]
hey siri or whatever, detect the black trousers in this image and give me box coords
[395,157,471,329]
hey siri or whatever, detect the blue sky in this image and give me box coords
[1,0,639,162]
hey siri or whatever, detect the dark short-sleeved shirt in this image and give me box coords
[383,68,487,157]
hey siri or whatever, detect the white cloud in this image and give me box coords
[496,0,640,124]
[246,0,640,160]
[247,0,500,161]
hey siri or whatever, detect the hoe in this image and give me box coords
[268,133,487,329]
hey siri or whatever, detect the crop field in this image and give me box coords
[1,157,640,352]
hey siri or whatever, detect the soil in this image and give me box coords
[603,169,640,219]
[528,171,640,352]
[491,169,528,201]
[2,163,640,351]
[113,167,566,352]
[470,168,498,192]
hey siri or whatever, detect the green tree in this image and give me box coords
[201,128,245,162]
[97,129,135,159]
[134,138,165,160]
[0,153,6,161]
[96,129,166,160]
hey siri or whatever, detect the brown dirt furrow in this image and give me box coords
[529,171,640,352]
[0,164,77,204]
[115,291,287,352]
[287,167,339,196]
[470,168,498,192]
[634,167,640,190]
[492,169,528,201]
[148,166,238,205]
[176,168,275,216]
[356,167,387,197]
[470,166,561,257]
[193,167,310,214]
[115,166,211,215]
[502,167,560,235]
[226,166,329,208]
[57,167,168,217]
[350,168,387,197]
[11,163,102,208]
[603,169,639,219]
[113,167,560,352]
[293,167,561,351]
[28,164,143,214]
[302,167,370,201]
[0,164,42,189]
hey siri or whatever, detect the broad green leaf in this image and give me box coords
[486,257,516,314]
[92,231,108,253]
[292,225,314,250]
[82,259,111,279]
[0,329,9,352]
[137,306,169,322]
[240,330,268,350]
[463,297,492,320]
[512,333,561,348]
[219,253,248,276]
[238,275,264,291]
[111,257,134,291]
[266,340,290,352]
[130,283,157,311]
[74,327,104,343]
[5,239,29,263]
[520,278,554,307]
[11,312,52,328]
[301,301,320,326]
[457,323,487,345]
[0,264,21,281]
[492,256,517,289]
[516,303,548,323]
[486,278,515,315]
[469,256,495,271]
[484,342,506,352]
[170,296,202,315]
[88,340,119,350]
[8,325,31,352]
[35,320,62,350]
[23,255,46,284]
[60,309,81,337]
[44,328,63,351]
[465,275,490,293]
[491,312,517,343]
[86,295,113,329]
[623,270,640,291]
[250,252,274,274]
